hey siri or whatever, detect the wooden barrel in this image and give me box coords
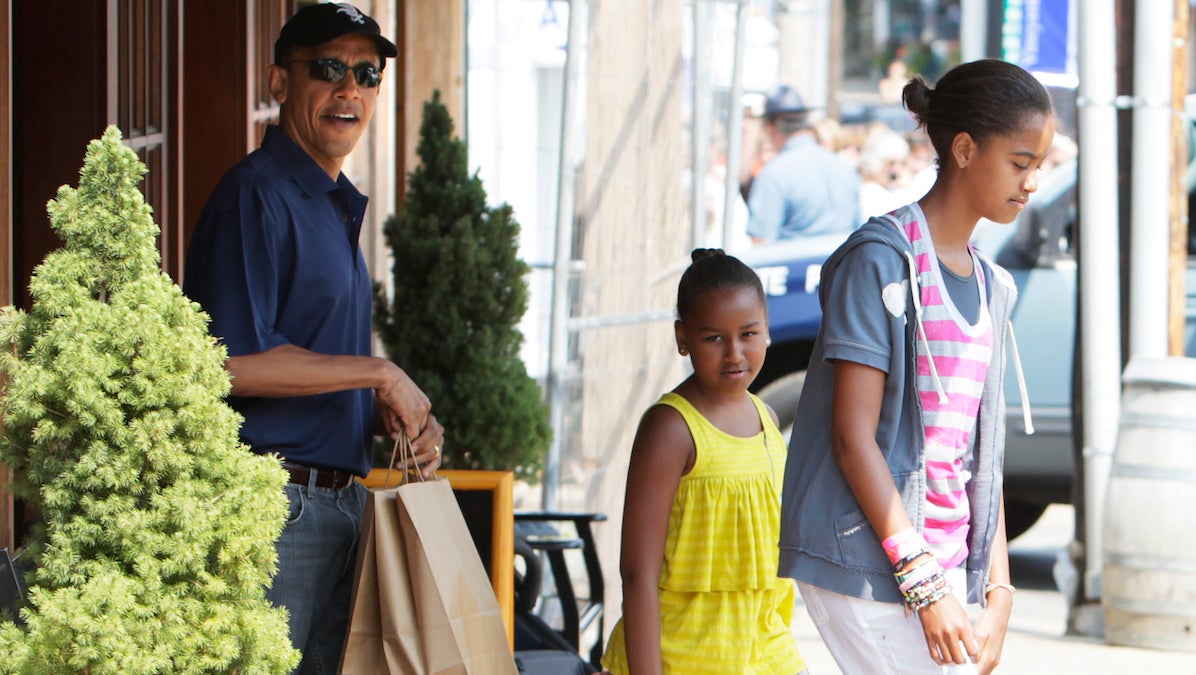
[1102,356,1196,652]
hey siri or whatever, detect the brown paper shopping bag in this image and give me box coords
[393,476,517,674]
[340,437,516,675]
[340,486,424,674]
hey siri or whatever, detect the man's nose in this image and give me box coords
[333,73,362,98]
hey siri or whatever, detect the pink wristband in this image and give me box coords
[882,528,927,565]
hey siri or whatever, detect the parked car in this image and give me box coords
[741,157,1196,539]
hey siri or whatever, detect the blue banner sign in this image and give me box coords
[1002,0,1072,75]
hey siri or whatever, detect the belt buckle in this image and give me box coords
[325,468,351,489]
[284,462,352,490]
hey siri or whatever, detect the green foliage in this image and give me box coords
[374,91,551,482]
[0,127,299,674]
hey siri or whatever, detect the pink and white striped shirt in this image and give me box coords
[893,207,994,570]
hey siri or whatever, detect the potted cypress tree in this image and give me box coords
[0,127,298,674]
[374,91,551,482]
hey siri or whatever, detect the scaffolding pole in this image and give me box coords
[545,0,588,510]
[691,0,713,249]
[721,0,749,246]
[1070,0,1121,636]
[1129,0,1175,360]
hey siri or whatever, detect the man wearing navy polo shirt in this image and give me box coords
[183,4,444,672]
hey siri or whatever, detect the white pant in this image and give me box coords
[797,568,978,675]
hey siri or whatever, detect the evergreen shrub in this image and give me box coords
[374,91,551,482]
[0,127,298,674]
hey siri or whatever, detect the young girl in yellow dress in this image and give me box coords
[601,249,807,674]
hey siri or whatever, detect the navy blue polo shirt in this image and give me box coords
[184,125,374,476]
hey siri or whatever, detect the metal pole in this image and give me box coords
[692,0,713,249]
[1073,0,1122,631]
[1129,0,1174,359]
[812,0,831,108]
[721,0,748,245]
[958,0,987,63]
[545,0,588,511]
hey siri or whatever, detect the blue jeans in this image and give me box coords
[268,477,368,675]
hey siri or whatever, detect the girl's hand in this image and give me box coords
[917,594,979,666]
[973,591,1013,674]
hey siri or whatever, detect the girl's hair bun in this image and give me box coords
[901,75,933,123]
[690,248,727,263]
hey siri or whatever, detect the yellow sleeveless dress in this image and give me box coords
[601,392,806,674]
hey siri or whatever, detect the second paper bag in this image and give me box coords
[394,477,516,674]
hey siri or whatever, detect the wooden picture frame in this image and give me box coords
[359,468,514,646]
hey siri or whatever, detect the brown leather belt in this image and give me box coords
[281,462,356,490]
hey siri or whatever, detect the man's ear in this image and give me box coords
[267,64,288,105]
[951,131,976,170]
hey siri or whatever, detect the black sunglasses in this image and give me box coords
[288,58,382,88]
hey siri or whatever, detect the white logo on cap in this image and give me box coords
[336,4,366,24]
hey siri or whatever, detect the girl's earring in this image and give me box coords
[765,337,772,347]
[679,347,689,356]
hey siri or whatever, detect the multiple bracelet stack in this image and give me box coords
[895,555,951,611]
[882,528,951,613]
[882,528,1015,612]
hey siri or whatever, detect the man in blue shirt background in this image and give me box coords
[747,85,861,243]
[183,4,444,672]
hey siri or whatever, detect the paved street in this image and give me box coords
[791,505,1196,674]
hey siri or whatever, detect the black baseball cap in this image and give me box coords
[274,3,399,68]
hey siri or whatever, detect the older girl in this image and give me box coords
[779,59,1052,674]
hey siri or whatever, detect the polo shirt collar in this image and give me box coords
[262,125,365,203]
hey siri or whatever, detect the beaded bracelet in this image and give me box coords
[906,572,951,612]
[894,553,952,612]
[904,573,947,603]
[896,558,940,592]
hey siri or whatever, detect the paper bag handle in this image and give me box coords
[383,433,431,488]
